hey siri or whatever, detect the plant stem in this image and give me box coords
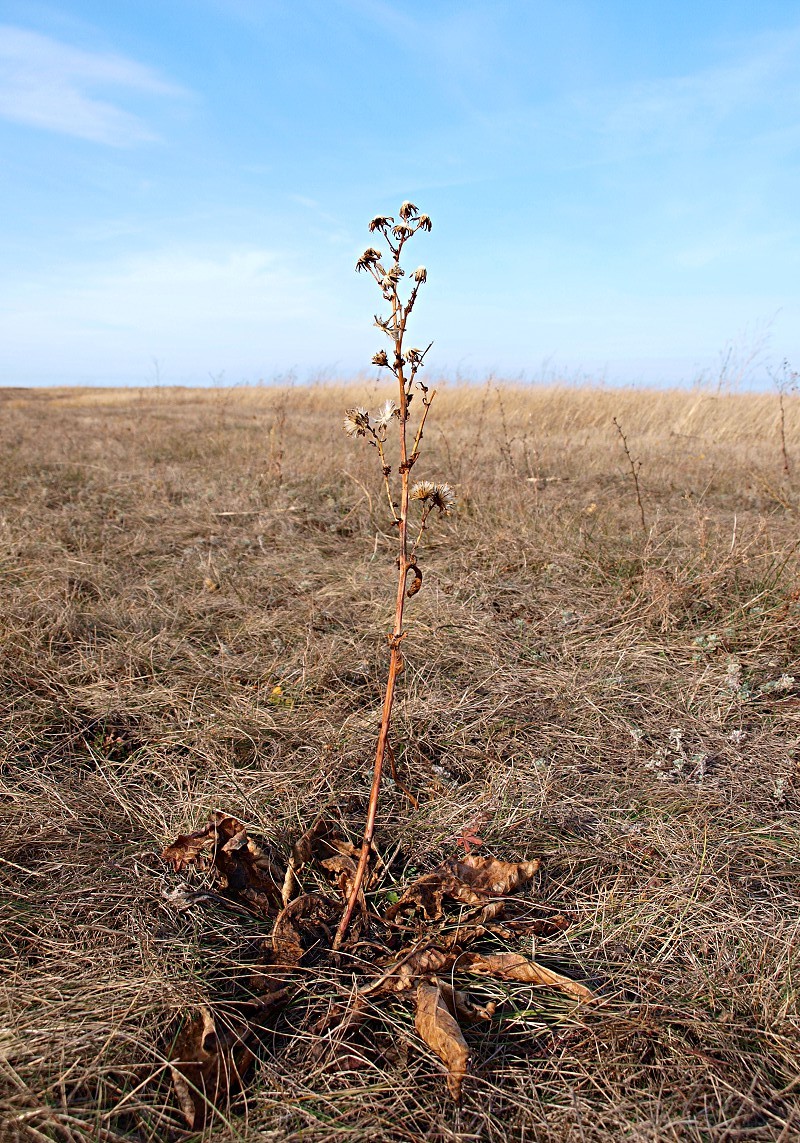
[334,341,410,950]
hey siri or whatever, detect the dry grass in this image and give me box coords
[1,382,799,1142]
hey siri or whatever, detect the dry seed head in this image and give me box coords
[393,223,413,240]
[374,399,398,427]
[404,347,423,364]
[431,483,455,513]
[372,350,389,367]
[413,266,427,283]
[410,480,436,502]
[343,407,371,437]
[417,214,432,232]
[368,216,392,233]
[356,247,382,272]
[399,201,418,221]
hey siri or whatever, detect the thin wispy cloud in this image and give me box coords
[0,25,187,145]
[580,26,800,158]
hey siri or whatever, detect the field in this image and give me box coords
[1,382,799,1142]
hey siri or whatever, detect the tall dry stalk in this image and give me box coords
[333,202,451,948]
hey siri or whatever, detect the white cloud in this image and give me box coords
[0,25,187,145]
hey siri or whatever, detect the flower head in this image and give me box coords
[404,347,423,365]
[413,266,427,283]
[343,407,371,437]
[399,201,419,221]
[355,247,382,273]
[371,349,389,367]
[417,214,432,232]
[374,399,398,427]
[410,480,436,502]
[392,223,413,240]
[431,483,455,513]
[368,216,392,233]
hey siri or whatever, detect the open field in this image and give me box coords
[2,382,799,1142]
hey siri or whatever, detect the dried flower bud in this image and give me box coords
[368,216,392,233]
[417,214,432,232]
[404,347,423,364]
[343,407,371,437]
[372,350,389,367]
[386,264,403,281]
[355,247,382,272]
[392,223,413,240]
[413,266,427,283]
[374,399,398,427]
[399,201,419,221]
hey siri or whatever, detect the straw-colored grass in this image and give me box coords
[1,382,799,1141]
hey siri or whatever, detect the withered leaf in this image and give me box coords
[386,853,541,920]
[162,821,218,873]
[414,980,471,1101]
[437,980,496,1024]
[162,813,284,917]
[272,893,338,967]
[282,816,361,905]
[370,945,457,995]
[321,852,359,902]
[460,951,594,1002]
[169,1007,253,1131]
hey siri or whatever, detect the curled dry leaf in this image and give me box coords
[281,815,361,905]
[272,893,339,967]
[321,852,359,901]
[414,981,471,1101]
[369,944,456,995]
[162,813,284,917]
[386,853,541,920]
[437,980,496,1024]
[169,1006,253,1131]
[460,951,594,1003]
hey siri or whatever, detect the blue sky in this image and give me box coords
[1,0,799,387]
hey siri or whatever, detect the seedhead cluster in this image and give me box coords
[345,201,452,543]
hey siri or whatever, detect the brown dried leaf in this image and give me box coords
[161,822,217,872]
[385,853,541,920]
[414,980,471,1101]
[453,854,542,895]
[460,951,594,1002]
[437,980,496,1024]
[282,816,361,905]
[321,852,359,901]
[371,945,457,995]
[272,893,338,967]
[162,813,284,917]
[169,1007,253,1130]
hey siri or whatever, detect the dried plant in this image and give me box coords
[613,416,648,536]
[773,358,798,476]
[335,203,451,946]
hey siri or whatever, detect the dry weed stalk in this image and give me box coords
[334,202,451,947]
[773,359,797,477]
[613,416,648,536]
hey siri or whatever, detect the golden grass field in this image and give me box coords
[1,382,799,1141]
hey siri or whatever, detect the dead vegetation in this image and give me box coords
[1,382,800,1140]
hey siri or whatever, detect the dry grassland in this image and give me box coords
[1,382,799,1142]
